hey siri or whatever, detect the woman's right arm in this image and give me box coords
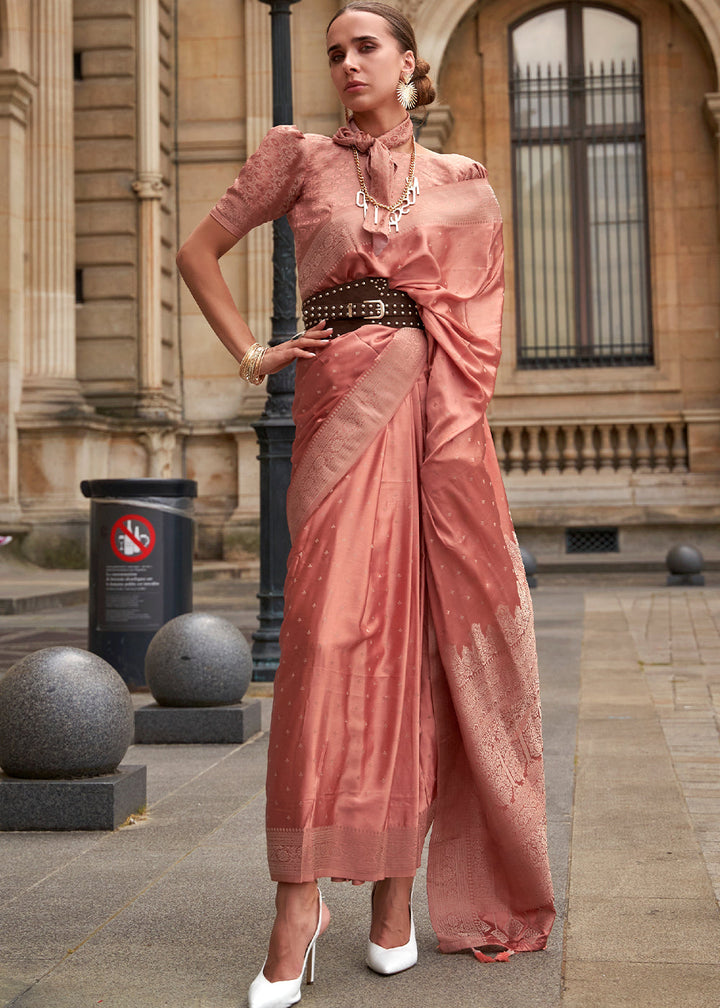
[176,214,330,374]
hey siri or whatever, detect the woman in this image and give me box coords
[177,4,555,1006]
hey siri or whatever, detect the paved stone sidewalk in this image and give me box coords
[1,575,719,1007]
[564,588,720,1007]
[0,582,578,1008]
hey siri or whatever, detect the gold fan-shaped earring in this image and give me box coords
[396,74,418,111]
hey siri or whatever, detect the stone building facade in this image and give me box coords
[0,0,718,566]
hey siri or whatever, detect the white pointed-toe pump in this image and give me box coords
[248,888,323,1008]
[366,881,417,976]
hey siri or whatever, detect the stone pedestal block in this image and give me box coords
[666,572,705,586]
[0,764,146,831]
[686,413,720,474]
[134,700,261,744]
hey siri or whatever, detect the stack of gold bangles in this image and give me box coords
[238,342,267,385]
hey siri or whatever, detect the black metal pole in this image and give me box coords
[251,0,300,681]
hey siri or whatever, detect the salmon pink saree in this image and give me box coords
[211,117,555,956]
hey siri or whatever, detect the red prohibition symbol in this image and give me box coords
[110,514,156,563]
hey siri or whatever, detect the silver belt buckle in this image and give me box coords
[360,299,385,320]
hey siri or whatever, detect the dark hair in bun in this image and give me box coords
[327,1,436,107]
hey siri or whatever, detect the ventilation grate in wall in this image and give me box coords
[565,527,619,554]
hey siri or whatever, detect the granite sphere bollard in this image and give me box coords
[145,612,252,707]
[666,544,704,586]
[519,546,538,588]
[0,647,134,779]
[666,544,703,575]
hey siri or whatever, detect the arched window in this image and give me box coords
[510,4,653,367]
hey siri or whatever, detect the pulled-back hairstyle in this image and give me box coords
[327,1,436,108]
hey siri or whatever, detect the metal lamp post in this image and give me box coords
[251,0,300,681]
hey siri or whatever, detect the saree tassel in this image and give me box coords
[472,946,515,964]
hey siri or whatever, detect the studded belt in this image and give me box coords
[301,277,424,336]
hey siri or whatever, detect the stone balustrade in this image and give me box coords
[489,419,689,475]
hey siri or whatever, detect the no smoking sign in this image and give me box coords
[110,514,156,562]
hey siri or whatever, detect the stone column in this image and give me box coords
[692,93,720,474]
[0,68,35,520]
[21,0,88,416]
[222,0,273,555]
[132,0,166,418]
[244,0,273,357]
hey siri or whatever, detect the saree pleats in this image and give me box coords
[267,327,437,883]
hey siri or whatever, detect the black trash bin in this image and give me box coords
[81,478,197,689]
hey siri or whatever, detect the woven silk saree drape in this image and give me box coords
[211,122,555,955]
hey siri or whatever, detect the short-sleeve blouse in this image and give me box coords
[210,125,491,301]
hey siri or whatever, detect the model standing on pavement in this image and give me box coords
[177,4,555,1005]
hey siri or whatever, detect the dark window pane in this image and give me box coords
[588,141,650,355]
[586,62,642,128]
[510,3,653,368]
[512,8,567,74]
[583,7,638,74]
[513,63,569,130]
[512,10,569,128]
[515,144,574,358]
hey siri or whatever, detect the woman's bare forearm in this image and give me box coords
[177,213,331,377]
[176,215,255,362]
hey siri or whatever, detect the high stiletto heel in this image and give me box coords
[248,888,323,1008]
[366,880,417,975]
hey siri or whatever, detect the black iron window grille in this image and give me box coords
[510,4,653,368]
[566,526,619,553]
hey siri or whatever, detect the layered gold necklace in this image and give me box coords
[352,137,419,233]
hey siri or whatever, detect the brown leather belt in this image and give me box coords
[301,277,423,336]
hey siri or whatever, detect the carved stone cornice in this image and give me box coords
[418,103,454,153]
[174,138,245,165]
[0,69,36,126]
[18,377,94,419]
[703,92,720,138]
[138,427,177,478]
[175,120,246,165]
